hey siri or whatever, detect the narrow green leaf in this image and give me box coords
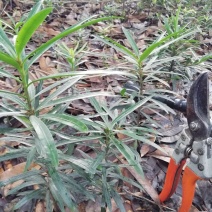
[111,96,152,127]
[108,173,143,190]
[0,90,27,109]
[34,77,71,98]
[122,27,139,56]
[111,136,144,177]
[55,134,103,147]
[27,16,116,67]
[102,167,112,211]
[59,153,94,174]
[14,115,32,128]
[0,68,21,82]
[0,148,30,162]
[0,51,20,69]
[90,97,109,125]
[41,114,88,132]
[48,167,75,210]
[94,35,137,59]
[37,92,112,110]
[149,30,197,57]
[30,116,59,168]
[164,18,173,35]
[13,189,44,210]
[88,151,105,173]
[37,75,82,109]
[0,27,16,57]
[25,0,44,21]
[118,130,167,154]
[29,70,136,85]
[49,178,65,212]
[0,111,25,118]
[8,177,45,195]
[194,54,212,65]
[138,29,195,64]
[45,191,54,212]
[59,173,95,201]
[0,170,40,187]
[15,8,52,56]
[24,147,37,172]
[110,187,125,212]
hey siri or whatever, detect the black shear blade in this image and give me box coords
[187,72,211,139]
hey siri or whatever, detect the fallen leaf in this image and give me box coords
[120,159,160,204]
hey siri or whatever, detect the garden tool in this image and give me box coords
[124,72,212,211]
[159,72,212,212]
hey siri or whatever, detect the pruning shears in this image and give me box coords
[124,72,212,211]
[159,72,212,211]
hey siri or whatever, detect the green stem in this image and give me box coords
[138,66,143,96]
[18,66,33,113]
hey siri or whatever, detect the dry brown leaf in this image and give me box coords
[121,159,160,204]
[39,56,57,74]
[35,201,45,212]
[121,167,135,189]
[140,144,150,158]
[0,162,41,181]
[39,56,48,70]
[147,145,173,162]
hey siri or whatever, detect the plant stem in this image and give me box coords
[18,65,33,113]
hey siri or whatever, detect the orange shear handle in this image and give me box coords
[159,158,186,202]
[178,167,201,212]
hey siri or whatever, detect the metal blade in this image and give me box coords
[187,72,211,140]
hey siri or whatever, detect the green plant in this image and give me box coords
[0,1,136,211]
[74,97,167,211]
[157,7,212,87]
[94,26,196,94]
[56,41,87,71]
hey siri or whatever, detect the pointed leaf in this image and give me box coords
[0,68,21,82]
[27,16,116,66]
[30,115,59,167]
[138,29,196,64]
[13,189,44,210]
[37,92,112,110]
[25,0,44,21]
[41,114,88,132]
[15,8,52,56]
[30,69,136,85]
[0,111,25,118]
[0,91,27,108]
[37,75,82,108]
[0,51,20,69]
[0,170,40,187]
[110,187,125,212]
[111,136,144,177]
[48,167,75,210]
[118,130,167,154]
[111,96,152,127]
[122,27,139,56]
[94,35,137,59]
[0,27,16,57]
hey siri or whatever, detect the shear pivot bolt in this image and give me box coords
[197,148,204,155]
[181,134,186,141]
[190,121,199,131]
[198,164,204,171]
[206,138,212,145]
[175,148,180,155]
